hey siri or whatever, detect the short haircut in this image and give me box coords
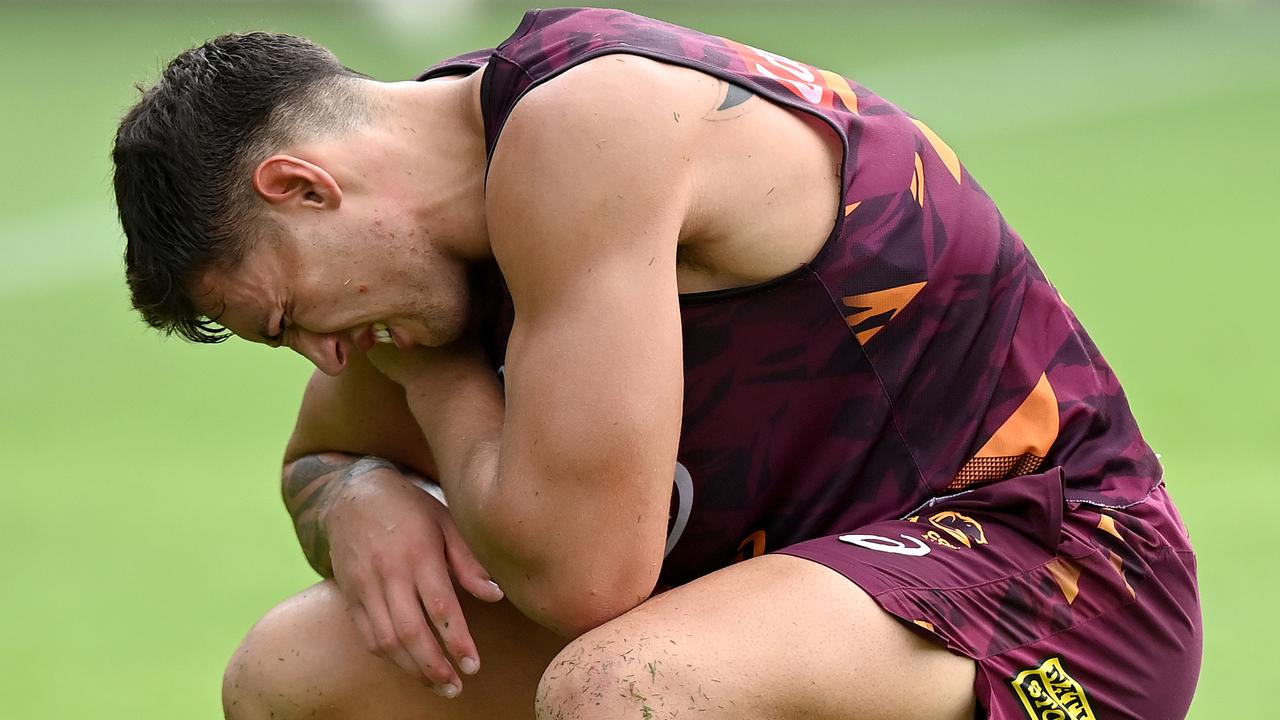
[113,32,373,342]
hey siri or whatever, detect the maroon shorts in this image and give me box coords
[778,469,1201,720]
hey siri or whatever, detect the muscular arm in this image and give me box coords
[388,57,695,636]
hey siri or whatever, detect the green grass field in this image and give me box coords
[1,1,1276,716]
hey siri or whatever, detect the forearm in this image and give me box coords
[401,366,506,563]
[280,452,398,576]
[399,358,660,635]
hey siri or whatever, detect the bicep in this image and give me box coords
[499,256,685,523]
[483,56,692,573]
[285,352,437,478]
[489,248,686,622]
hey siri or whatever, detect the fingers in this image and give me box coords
[325,485,495,699]
[415,564,482,680]
[363,587,436,686]
[385,583,463,695]
[342,572,459,695]
[441,519,505,603]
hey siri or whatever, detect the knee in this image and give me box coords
[534,636,602,720]
[534,622,677,720]
[222,582,350,720]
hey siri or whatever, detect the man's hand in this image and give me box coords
[321,458,504,697]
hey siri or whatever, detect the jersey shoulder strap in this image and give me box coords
[420,8,862,160]
[415,47,493,81]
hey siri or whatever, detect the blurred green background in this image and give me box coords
[1,0,1275,716]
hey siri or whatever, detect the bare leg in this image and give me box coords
[535,554,975,720]
[223,581,566,719]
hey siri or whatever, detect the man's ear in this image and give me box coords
[252,155,343,210]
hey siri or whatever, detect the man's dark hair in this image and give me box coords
[114,32,373,342]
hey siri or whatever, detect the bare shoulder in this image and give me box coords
[485,55,704,258]
[487,53,707,185]
[493,53,710,150]
[486,53,841,291]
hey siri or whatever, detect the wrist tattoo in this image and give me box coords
[282,454,398,576]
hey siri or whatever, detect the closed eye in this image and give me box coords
[265,317,288,348]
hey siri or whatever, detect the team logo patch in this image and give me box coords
[928,510,988,548]
[1010,657,1096,720]
[906,511,988,551]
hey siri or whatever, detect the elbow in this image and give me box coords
[547,594,647,640]
[518,562,661,638]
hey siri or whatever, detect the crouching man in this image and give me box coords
[114,9,1201,720]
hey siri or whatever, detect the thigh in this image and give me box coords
[224,580,567,720]
[535,553,977,720]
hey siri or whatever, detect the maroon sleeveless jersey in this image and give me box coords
[418,8,1163,588]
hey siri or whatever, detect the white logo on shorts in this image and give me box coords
[664,462,694,557]
[838,533,931,556]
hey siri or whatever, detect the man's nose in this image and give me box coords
[290,330,347,376]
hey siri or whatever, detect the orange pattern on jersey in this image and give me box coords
[733,530,767,563]
[1097,514,1123,541]
[1097,515,1136,598]
[842,281,928,344]
[1045,557,1082,605]
[910,118,962,183]
[1108,550,1137,599]
[844,201,861,216]
[817,68,860,114]
[723,39,859,113]
[910,152,925,206]
[950,373,1059,490]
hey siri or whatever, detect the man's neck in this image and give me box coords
[370,73,492,263]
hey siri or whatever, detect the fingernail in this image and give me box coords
[460,656,480,675]
[435,683,460,699]
[487,580,503,598]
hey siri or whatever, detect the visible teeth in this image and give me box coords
[372,323,394,344]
